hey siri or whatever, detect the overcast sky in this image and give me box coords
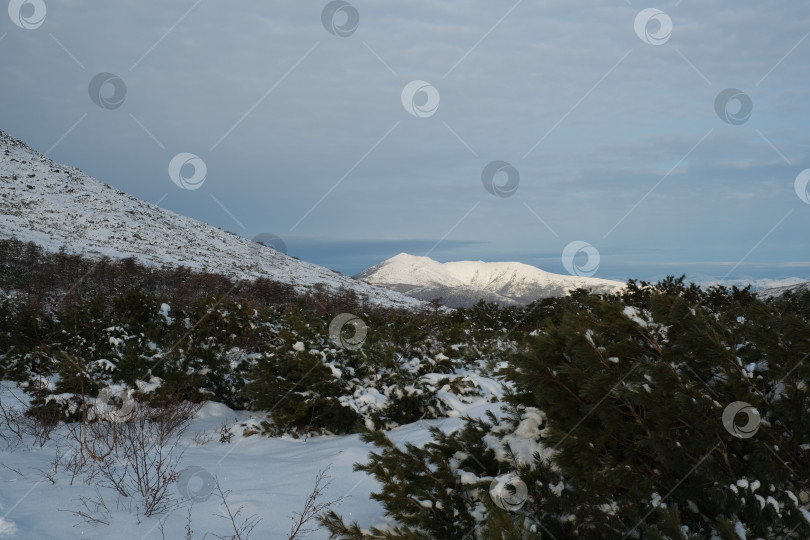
[2,0,809,282]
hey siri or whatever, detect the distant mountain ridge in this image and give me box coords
[696,276,809,291]
[355,253,625,307]
[0,129,425,310]
[756,281,810,299]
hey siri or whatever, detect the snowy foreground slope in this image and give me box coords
[0,377,503,539]
[0,130,424,311]
[356,253,625,307]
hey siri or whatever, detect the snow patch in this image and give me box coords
[159,303,173,324]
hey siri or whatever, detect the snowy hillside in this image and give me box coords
[0,130,424,311]
[697,276,810,292]
[356,253,625,307]
[756,280,810,299]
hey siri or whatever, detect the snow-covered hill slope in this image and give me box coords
[698,276,809,291]
[756,280,810,300]
[0,130,425,310]
[356,253,625,307]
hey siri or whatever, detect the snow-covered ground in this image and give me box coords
[0,375,503,539]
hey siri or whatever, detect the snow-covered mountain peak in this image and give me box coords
[358,253,466,288]
[356,253,625,307]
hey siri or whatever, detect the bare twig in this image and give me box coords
[206,477,262,540]
[1,462,23,478]
[288,465,344,540]
[185,507,194,540]
[63,490,112,527]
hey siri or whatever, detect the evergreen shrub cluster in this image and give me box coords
[0,239,517,437]
[322,279,810,539]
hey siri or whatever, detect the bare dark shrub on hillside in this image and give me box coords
[0,238,300,313]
